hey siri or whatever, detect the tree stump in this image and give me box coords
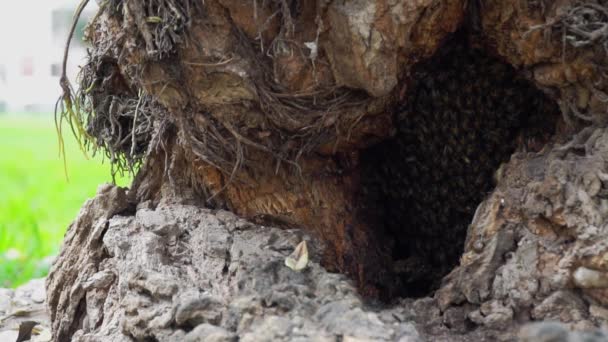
[47,0,608,341]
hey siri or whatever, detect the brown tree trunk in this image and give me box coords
[47,0,608,341]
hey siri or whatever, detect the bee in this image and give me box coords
[355,35,561,296]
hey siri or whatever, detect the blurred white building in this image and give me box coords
[0,0,97,112]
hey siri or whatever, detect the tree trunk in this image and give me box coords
[47,0,608,341]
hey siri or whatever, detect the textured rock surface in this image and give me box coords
[437,126,608,329]
[47,156,608,340]
[0,278,50,341]
[47,191,424,341]
[45,184,131,342]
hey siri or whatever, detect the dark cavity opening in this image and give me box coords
[358,34,559,299]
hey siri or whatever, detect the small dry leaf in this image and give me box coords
[285,241,309,271]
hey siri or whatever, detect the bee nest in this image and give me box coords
[359,37,559,297]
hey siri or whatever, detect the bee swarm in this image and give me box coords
[358,37,559,297]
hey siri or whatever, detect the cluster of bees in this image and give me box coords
[359,40,558,296]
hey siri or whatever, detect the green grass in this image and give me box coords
[0,114,130,287]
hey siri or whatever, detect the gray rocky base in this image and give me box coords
[43,184,608,341]
[0,278,49,341]
[1,282,606,342]
[47,193,423,342]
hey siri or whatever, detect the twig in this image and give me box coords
[182,56,234,66]
[131,89,144,157]
[568,101,593,122]
[56,0,91,180]
[60,0,89,98]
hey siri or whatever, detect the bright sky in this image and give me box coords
[0,0,98,111]
[0,0,99,55]
[1,0,63,56]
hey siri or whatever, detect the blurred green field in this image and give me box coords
[0,114,130,287]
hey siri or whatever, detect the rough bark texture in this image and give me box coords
[47,193,424,341]
[436,126,608,327]
[44,185,608,341]
[478,0,608,126]
[47,0,608,340]
[73,0,467,298]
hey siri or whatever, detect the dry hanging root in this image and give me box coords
[123,0,197,59]
[56,0,199,179]
[521,1,608,127]
[55,0,92,179]
[525,1,608,54]
[57,0,377,183]
[558,2,608,52]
